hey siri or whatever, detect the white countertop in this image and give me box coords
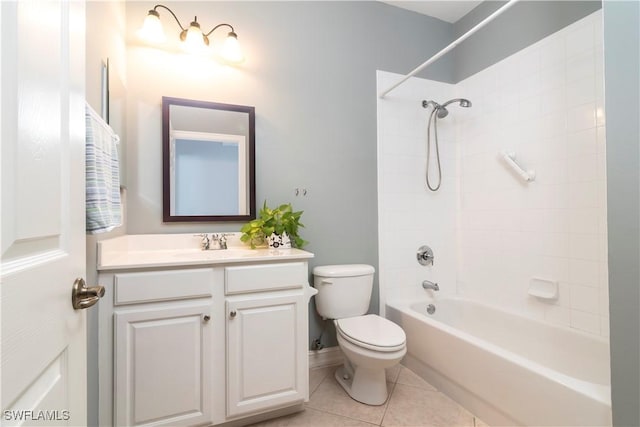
[97,234,314,271]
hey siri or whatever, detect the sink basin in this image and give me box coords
[173,249,255,260]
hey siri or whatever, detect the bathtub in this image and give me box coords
[386,298,611,427]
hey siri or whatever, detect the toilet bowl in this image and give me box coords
[334,315,406,405]
[313,265,407,405]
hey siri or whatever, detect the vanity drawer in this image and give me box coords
[113,268,213,305]
[225,262,307,295]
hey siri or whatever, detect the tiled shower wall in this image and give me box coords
[376,71,459,312]
[377,11,608,337]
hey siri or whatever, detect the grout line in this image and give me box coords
[379,380,398,426]
[305,407,379,427]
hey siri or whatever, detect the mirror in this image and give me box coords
[162,97,255,222]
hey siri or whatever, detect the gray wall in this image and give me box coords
[453,1,601,82]
[124,1,454,347]
[85,2,128,425]
[603,1,640,425]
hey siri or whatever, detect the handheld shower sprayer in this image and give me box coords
[421,98,472,191]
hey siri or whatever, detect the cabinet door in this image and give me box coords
[226,292,307,417]
[114,302,213,427]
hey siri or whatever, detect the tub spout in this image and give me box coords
[422,280,439,291]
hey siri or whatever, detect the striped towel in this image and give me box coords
[85,104,122,233]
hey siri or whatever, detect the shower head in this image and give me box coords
[436,107,449,119]
[422,98,472,120]
[441,98,472,109]
[436,98,472,119]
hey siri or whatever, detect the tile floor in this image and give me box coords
[249,364,489,427]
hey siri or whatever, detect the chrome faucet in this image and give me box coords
[195,233,232,250]
[210,234,221,250]
[196,234,210,250]
[422,280,439,291]
[219,234,228,250]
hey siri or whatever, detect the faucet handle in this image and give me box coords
[417,245,434,266]
[219,234,228,250]
[194,234,210,250]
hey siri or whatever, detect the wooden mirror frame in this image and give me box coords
[162,96,256,222]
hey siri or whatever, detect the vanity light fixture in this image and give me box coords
[139,4,244,62]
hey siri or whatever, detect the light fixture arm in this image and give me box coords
[151,4,186,31]
[205,23,235,37]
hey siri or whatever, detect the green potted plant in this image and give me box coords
[240,201,308,249]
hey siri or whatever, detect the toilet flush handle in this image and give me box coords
[320,279,333,285]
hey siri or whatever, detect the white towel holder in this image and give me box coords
[500,151,535,182]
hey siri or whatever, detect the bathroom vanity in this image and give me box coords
[96,234,315,426]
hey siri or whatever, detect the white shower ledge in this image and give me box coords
[97,233,313,271]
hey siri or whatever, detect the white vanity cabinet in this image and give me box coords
[225,263,309,417]
[99,268,216,427]
[114,301,213,427]
[97,236,314,427]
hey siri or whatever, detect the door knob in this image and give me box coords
[229,310,237,318]
[71,277,105,310]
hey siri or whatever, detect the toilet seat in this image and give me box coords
[335,315,406,352]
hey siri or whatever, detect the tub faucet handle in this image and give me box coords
[422,280,439,291]
[417,245,434,266]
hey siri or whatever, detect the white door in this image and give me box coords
[226,292,307,418]
[1,1,88,425]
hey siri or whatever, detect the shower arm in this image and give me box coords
[440,98,467,108]
[422,100,440,110]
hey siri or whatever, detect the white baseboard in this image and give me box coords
[308,346,343,369]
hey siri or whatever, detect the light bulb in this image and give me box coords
[220,31,244,63]
[182,20,208,54]
[139,10,165,43]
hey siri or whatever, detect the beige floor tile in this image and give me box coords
[385,364,402,383]
[307,371,391,425]
[247,406,378,427]
[474,417,491,427]
[382,383,474,427]
[395,366,437,391]
[309,366,334,394]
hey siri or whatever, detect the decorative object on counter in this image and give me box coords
[138,4,244,62]
[240,201,307,249]
[267,232,291,249]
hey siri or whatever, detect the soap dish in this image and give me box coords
[528,277,558,300]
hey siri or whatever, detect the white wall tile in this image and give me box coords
[569,258,600,287]
[377,11,608,338]
[545,305,571,327]
[570,284,599,313]
[567,128,597,157]
[570,309,600,334]
[566,20,595,57]
[567,102,596,132]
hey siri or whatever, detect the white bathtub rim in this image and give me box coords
[387,295,610,346]
[386,298,612,407]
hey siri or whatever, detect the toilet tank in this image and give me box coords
[313,264,375,319]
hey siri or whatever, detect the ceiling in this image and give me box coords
[380,1,483,23]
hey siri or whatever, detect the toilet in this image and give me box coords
[313,264,406,405]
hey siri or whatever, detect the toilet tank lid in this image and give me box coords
[313,264,375,277]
